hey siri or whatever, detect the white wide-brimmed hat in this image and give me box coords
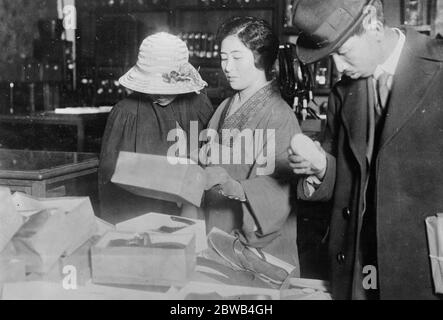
[119,32,208,95]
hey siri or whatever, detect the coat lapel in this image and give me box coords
[378,31,441,151]
[340,78,371,170]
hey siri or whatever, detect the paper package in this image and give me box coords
[26,236,101,286]
[111,152,206,207]
[12,193,98,256]
[91,231,196,287]
[13,208,72,273]
[25,218,112,285]
[11,193,98,274]
[425,213,443,294]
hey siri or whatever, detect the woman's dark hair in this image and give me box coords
[216,16,279,80]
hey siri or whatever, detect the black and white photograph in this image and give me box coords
[0,0,443,305]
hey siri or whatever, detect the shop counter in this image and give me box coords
[0,149,99,199]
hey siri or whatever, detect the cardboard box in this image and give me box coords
[0,243,26,284]
[13,208,72,274]
[426,214,443,294]
[26,236,100,286]
[12,193,98,256]
[116,213,207,253]
[91,231,196,287]
[111,152,206,207]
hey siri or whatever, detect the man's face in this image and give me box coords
[331,31,381,79]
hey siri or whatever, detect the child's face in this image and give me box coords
[150,95,177,106]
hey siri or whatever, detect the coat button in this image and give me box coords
[337,252,346,265]
[342,207,351,220]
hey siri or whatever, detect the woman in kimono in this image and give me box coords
[200,16,302,279]
[98,32,214,224]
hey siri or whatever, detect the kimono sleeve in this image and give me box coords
[240,108,300,238]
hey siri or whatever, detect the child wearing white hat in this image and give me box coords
[98,32,214,223]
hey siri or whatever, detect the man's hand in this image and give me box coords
[288,134,327,180]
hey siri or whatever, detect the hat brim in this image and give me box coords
[119,63,207,95]
[296,4,370,65]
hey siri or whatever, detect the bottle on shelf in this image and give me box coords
[188,33,196,58]
[178,32,219,62]
[206,33,215,59]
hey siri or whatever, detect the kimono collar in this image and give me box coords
[219,81,278,133]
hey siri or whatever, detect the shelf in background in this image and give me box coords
[76,0,282,107]
[402,24,432,32]
[175,4,275,11]
[189,57,221,68]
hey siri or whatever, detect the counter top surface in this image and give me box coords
[0,149,99,180]
[0,111,109,122]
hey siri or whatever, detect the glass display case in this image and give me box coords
[0,149,99,199]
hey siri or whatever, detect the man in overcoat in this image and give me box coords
[289,0,443,299]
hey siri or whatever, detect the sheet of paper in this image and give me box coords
[96,217,115,237]
[176,281,280,300]
[1,281,178,300]
[11,192,45,217]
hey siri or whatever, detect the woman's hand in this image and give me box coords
[204,166,231,190]
[190,143,213,166]
[204,166,246,202]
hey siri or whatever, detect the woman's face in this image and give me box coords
[220,35,264,91]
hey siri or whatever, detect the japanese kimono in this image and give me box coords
[202,81,301,267]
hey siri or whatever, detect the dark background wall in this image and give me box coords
[0,0,57,80]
